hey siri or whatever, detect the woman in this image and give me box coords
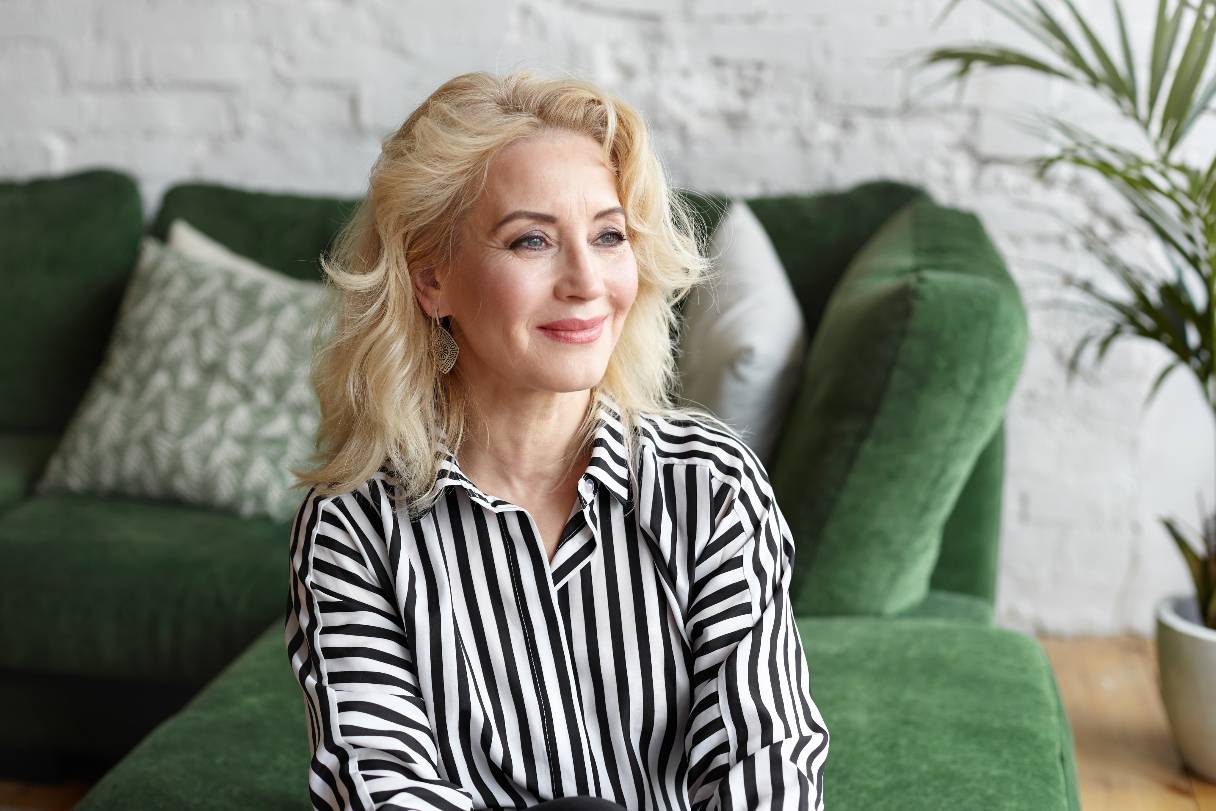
[285,69,830,811]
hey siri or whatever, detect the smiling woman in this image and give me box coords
[283,68,830,811]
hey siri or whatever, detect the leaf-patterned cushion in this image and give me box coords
[34,235,325,523]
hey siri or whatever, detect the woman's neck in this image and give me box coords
[456,387,593,501]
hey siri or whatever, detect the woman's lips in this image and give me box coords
[537,315,607,345]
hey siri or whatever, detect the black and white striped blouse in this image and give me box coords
[284,390,830,811]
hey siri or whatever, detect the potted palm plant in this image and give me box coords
[908,0,1216,781]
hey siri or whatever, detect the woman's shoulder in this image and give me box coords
[634,407,774,505]
[293,466,404,539]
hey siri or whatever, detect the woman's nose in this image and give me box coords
[557,239,607,296]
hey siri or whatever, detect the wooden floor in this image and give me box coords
[0,780,91,811]
[0,634,1213,810]
[1039,633,1216,810]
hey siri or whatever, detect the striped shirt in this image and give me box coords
[284,390,830,811]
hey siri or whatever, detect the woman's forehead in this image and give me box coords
[483,135,614,190]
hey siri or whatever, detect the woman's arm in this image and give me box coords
[683,487,831,811]
[285,484,476,811]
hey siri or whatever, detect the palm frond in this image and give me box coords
[917,44,1076,80]
[1058,270,1158,339]
[1059,0,1136,109]
[1064,323,1127,381]
[1163,517,1211,605]
[1149,0,1189,119]
[1073,223,1197,365]
[1113,0,1140,116]
[1177,68,1216,141]
[1031,117,1208,267]
[1158,1,1216,153]
[1026,0,1106,86]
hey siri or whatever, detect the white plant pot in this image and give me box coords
[1155,592,1216,782]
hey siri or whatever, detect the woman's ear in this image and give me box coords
[411,264,448,319]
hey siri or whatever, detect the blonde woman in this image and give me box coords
[285,69,830,811]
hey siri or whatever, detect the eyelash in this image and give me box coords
[510,229,628,252]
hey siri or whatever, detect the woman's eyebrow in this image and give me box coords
[491,206,626,233]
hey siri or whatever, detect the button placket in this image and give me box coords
[498,509,562,796]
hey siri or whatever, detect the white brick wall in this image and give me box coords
[2,0,1211,636]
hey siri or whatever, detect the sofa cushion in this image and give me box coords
[808,618,1079,811]
[0,169,144,432]
[774,199,1029,617]
[72,617,1078,811]
[0,492,291,684]
[891,588,995,625]
[33,234,324,524]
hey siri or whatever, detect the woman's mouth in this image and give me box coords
[537,315,607,345]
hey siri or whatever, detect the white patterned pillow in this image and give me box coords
[35,232,325,523]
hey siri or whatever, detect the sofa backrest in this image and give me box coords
[150,183,360,282]
[0,169,144,432]
[6,168,1007,611]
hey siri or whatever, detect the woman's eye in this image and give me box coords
[512,234,548,251]
[599,229,628,246]
[510,229,628,252]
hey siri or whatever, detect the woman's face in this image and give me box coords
[417,130,639,397]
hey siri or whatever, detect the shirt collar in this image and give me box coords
[430,389,633,515]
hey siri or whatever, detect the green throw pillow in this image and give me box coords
[774,198,1029,617]
[34,236,326,523]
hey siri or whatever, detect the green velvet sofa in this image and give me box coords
[0,167,1081,810]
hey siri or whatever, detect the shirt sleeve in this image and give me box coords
[683,486,831,811]
[285,483,476,811]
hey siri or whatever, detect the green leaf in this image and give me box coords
[917,44,1076,80]
[1158,285,1212,401]
[931,0,969,29]
[1049,140,1209,266]
[1175,68,1216,144]
[1149,0,1188,118]
[1077,226,1196,364]
[1060,0,1135,105]
[1159,1,1216,153]
[1144,358,1184,406]
[1064,333,1094,383]
[1064,326,1116,381]
[1163,516,1208,598]
[979,0,1079,61]
[1095,321,1130,363]
[1159,278,1197,334]
[1062,273,1156,341]
[1113,0,1140,117]
[1028,0,1105,86]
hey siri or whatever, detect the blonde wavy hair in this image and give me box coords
[289,68,734,517]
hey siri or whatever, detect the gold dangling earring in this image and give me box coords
[431,315,459,374]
